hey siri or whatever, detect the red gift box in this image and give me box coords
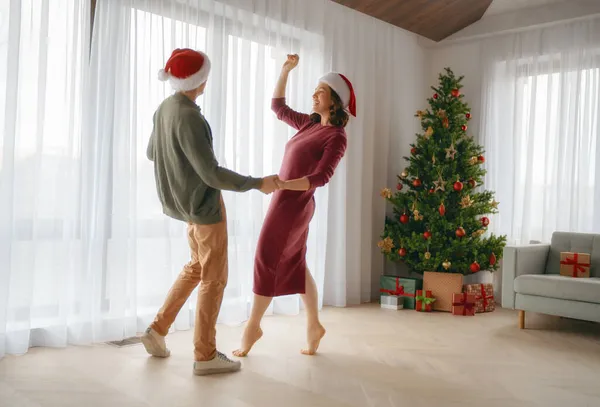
[463,283,495,313]
[452,293,476,316]
[415,290,435,312]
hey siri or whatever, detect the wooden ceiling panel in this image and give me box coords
[331,0,493,42]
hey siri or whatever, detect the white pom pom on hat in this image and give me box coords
[157,48,212,92]
[157,69,169,82]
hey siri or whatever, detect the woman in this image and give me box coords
[233,54,356,357]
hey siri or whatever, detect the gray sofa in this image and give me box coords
[502,231,600,328]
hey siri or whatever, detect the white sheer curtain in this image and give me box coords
[480,17,600,245]
[0,0,91,357]
[1,0,420,358]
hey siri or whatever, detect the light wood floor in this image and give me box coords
[1,305,600,407]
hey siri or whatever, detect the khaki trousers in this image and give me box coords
[151,203,228,361]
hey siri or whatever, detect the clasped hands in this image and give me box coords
[259,175,285,195]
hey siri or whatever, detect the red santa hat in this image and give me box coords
[157,48,211,92]
[318,72,357,117]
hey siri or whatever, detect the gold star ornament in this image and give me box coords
[445,143,457,160]
[491,200,499,209]
[433,175,446,192]
[377,237,394,253]
[460,195,474,208]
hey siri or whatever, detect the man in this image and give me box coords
[142,48,278,376]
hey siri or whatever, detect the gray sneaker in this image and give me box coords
[141,327,171,358]
[193,351,242,376]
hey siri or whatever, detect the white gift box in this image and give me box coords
[380,295,404,310]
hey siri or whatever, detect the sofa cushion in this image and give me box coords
[547,232,600,277]
[514,275,600,304]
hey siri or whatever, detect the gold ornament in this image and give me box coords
[424,126,434,139]
[445,143,457,160]
[433,175,446,192]
[380,188,392,199]
[472,229,486,238]
[491,200,499,209]
[460,195,474,208]
[424,251,431,260]
[400,170,408,179]
[432,155,436,164]
[442,260,451,270]
[469,156,478,165]
[416,110,425,119]
[413,209,424,221]
[377,237,394,253]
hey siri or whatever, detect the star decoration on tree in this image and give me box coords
[460,195,474,208]
[491,200,499,209]
[377,237,394,253]
[433,175,446,192]
[380,188,392,199]
[445,143,457,160]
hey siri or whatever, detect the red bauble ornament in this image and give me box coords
[429,188,435,194]
[466,112,471,120]
[411,147,417,155]
[399,248,407,257]
[470,261,481,273]
[481,217,490,227]
[412,178,422,187]
[477,155,485,163]
[396,183,403,191]
[433,93,439,99]
[400,213,410,224]
[439,202,446,216]
[451,88,460,97]
[489,252,497,266]
[455,227,466,238]
[453,180,464,191]
[423,231,432,240]
[468,178,477,188]
[461,124,468,131]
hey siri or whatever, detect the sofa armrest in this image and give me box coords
[501,244,550,309]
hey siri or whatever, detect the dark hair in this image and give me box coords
[310,87,350,128]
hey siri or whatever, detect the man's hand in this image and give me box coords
[274,177,286,190]
[259,175,280,195]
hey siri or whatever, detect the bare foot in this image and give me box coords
[301,324,326,355]
[232,326,263,357]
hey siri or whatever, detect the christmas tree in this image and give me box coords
[378,68,506,275]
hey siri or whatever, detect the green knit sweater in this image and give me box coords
[147,93,262,225]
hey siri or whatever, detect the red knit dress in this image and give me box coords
[253,98,347,297]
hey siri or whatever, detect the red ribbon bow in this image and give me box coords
[560,253,590,277]
[380,278,415,297]
[478,285,493,309]
[452,293,475,316]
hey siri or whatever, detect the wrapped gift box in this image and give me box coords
[380,295,404,310]
[423,272,463,312]
[463,283,495,313]
[452,292,477,316]
[559,252,591,278]
[415,290,435,312]
[379,276,422,310]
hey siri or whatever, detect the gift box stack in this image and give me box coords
[379,275,422,310]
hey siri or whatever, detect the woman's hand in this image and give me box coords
[275,177,286,190]
[282,54,299,73]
